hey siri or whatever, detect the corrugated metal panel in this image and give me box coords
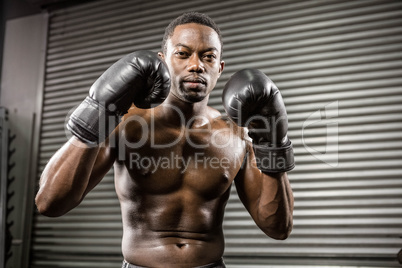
[31,0,402,267]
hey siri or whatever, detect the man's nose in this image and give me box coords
[186,55,205,73]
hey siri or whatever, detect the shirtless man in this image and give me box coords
[35,12,294,268]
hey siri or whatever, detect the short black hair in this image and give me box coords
[161,12,223,57]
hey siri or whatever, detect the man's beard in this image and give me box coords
[176,81,209,103]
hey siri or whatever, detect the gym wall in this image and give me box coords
[1,13,47,268]
[23,0,402,267]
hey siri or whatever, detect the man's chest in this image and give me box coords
[119,122,247,196]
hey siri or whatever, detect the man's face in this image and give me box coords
[160,23,225,103]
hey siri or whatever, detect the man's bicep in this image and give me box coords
[233,145,262,217]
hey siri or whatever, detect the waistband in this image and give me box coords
[122,258,226,268]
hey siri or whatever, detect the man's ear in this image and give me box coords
[158,52,165,60]
[218,60,225,76]
[220,61,225,72]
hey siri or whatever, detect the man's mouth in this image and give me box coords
[184,79,206,85]
[182,77,207,89]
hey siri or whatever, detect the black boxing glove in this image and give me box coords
[222,69,294,173]
[67,50,170,144]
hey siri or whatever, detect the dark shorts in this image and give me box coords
[122,258,226,268]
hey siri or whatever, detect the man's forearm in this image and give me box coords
[35,137,100,217]
[256,172,294,240]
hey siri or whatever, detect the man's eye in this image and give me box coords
[204,54,216,60]
[175,51,187,57]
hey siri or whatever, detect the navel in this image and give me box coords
[176,243,187,249]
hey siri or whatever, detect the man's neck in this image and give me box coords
[159,93,210,126]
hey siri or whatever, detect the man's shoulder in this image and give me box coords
[121,106,152,121]
[208,108,250,141]
[207,106,229,126]
[116,106,155,138]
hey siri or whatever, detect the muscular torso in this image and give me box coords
[113,106,247,267]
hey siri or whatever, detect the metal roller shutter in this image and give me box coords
[31,0,402,267]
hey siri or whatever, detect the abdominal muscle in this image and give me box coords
[119,196,227,267]
[122,226,225,267]
[116,174,231,267]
